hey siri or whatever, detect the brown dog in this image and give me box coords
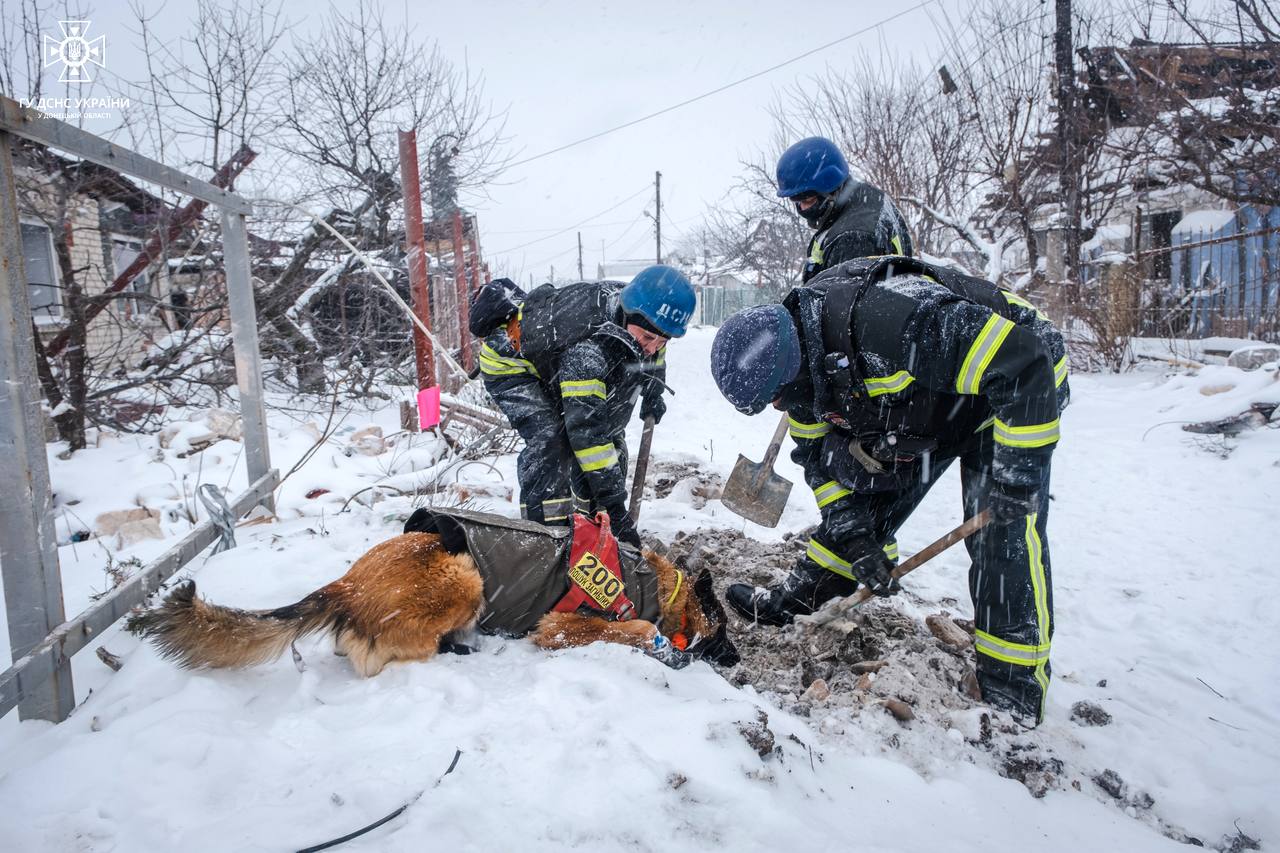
[129,511,737,677]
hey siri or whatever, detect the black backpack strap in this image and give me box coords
[820,276,881,401]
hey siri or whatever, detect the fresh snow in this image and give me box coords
[2,327,1278,851]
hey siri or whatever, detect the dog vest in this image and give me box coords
[403,507,661,637]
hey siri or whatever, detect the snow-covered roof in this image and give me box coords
[1172,209,1235,238]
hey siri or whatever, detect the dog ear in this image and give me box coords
[693,569,727,625]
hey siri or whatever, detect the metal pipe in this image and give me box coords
[0,128,75,722]
[221,209,273,507]
[398,130,436,391]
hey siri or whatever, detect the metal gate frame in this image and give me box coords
[0,95,276,723]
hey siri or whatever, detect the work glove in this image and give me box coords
[988,482,1040,524]
[645,633,692,669]
[827,535,899,598]
[850,547,900,598]
[639,387,667,425]
[607,506,642,549]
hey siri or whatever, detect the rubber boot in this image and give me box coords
[725,563,857,626]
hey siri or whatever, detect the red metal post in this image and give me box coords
[467,216,483,307]
[451,209,473,372]
[397,130,436,390]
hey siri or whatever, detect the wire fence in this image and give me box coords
[1141,222,1280,341]
[696,285,777,327]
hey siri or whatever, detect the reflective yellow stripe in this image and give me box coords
[1026,513,1052,717]
[813,480,852,508]
[561,378,607,400]
[1054,356,1068,388]
[993,417,1060,448]
[480,360,527,376]
[955,314,1015,395]
[655,346,666,367]
[864,370,915,397]
[574,443,618,472]
[540,497,572,522]
[809,241,824,265]
[788,416,830,440]
[1002,291,1048,320]
[480,344,538,377]
[890,235,904,255]
[882,540,899,562]
[665,569,684,609]
[974,630,1051,666]
[805,539,854,579]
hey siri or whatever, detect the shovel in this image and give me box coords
[796,508,994,628]
[721,412,793,528]
[629,416,656,521]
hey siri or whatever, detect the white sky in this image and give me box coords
[10,0,965,284]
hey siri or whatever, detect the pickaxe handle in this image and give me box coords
[798,509,994,627]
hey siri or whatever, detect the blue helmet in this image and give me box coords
[776,137,850,198]
[710,305,802,415]
[620,265,696,338]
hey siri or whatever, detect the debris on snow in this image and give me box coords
[1182,402,1277,436]
[925,613,972,651]
[736,710,777,759]
[1070,701,1113,727]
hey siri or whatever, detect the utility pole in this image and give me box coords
[577,231,584,280]
[654,170,662,264]
[1054,0,1082,297]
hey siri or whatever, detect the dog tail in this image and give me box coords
[127,579,342,669]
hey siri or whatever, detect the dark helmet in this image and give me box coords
[776,137,851,229]
[710,305,802,415]
[620,265,697,338]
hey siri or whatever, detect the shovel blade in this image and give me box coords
[721,453,793,528]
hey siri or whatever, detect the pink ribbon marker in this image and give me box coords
[417,386,441,430]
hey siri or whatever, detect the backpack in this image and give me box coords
[516,281,622,362]
[468,278,526,337]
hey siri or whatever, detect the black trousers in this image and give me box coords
[811,432,1054,722]
[485,377,627,525]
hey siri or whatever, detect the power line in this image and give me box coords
[503,0,938,170]
[488,184,651,254]
[485,218,638,236]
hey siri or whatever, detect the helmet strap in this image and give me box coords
[624,311,667,338]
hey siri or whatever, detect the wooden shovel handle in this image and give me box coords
[629,416,656,521]
[757,412,791,474]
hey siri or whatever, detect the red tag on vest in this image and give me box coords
[552,512,637,620]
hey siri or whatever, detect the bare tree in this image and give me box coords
[125,0,287,180]
[769,55,976,259]
[697,160,810,300]
[279,0,508,221]
[0,0,50,100]
[1101,0,1280,208]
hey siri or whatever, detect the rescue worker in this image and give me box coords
[709,255,1070,725]
[776,136,915,282]
[475,265,695,547]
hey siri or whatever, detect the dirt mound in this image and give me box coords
[639,458,723,506]
[657,525,1197,842]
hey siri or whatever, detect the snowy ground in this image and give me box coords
[1,327,1277,852]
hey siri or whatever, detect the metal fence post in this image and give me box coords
[0,130,75,722]
[221,209,273,509]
